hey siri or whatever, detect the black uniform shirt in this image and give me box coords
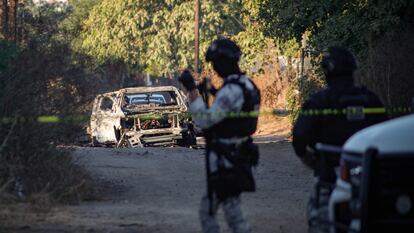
[292,78,387,158]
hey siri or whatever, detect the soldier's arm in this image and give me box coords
[292,98,321,158]
[188,84,244,129]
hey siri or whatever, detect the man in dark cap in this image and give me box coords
[179,38,261,233]
[293,47,387,174]
[292,47,387,231]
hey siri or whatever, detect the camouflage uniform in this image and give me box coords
[200,194,250,233]
[190,74,254,233]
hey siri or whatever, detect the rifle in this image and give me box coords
[199,76,215,215]
[198,76,212,105]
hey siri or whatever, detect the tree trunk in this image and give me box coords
[9,0,17,41]
[106,61,128,89]
[0,1,2,38]
[1,0,9,39]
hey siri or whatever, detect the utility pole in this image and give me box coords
[194,0,200,79]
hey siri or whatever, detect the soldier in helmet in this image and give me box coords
[293,47,387,175]
[179,38,261,233]
[292,47,387,230]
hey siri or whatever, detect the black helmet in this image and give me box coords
[321,47,357,77]
[205,38,241,63]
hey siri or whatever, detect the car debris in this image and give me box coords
[88,86,196,148]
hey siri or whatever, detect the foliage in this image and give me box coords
[59,0,101,42]
[233,23,269,73]
[146,0,217,75]
[278,38,300,59]
[356,27,414,109]
[16,1,68,44]
[0,1,95,204]
[259,0,414,122]
[75,0,279,77]
[0,41,17,71]
[259,0,414,58]
[78,0,154,68]
[286,71,325,123]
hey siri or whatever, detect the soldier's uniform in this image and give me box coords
[190,74,259,233]
[180,38,260,233]
[292,47,387,232]
[293,48,387,182]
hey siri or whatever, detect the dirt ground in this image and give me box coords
[256,115,291,137]
[0,140,313,233]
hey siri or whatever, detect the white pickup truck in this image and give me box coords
[328,114,414,233]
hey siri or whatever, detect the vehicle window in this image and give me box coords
[100,97,113,111]
[124,91,178,107]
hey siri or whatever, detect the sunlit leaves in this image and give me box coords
[78,0,156,66]
[73,0,273,77]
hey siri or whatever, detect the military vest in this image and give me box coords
[209,77,261,138]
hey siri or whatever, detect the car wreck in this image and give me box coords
[89,86,196,147]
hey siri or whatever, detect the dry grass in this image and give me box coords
[0,124,95,206]
[0,39,96,206]
[256,115,291,137]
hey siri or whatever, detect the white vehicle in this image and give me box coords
[328,114,414,233]
[89,86,196,147]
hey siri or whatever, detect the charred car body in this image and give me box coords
[89,86,196,147]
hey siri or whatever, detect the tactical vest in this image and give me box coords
[314,85,386,182]
[209,77,261,138]
[316,85,386,146]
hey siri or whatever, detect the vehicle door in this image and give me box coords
[175,89,188,111]
[90,91,121,144]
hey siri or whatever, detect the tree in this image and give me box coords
[1,0,20,41]
[59,0,101,41]
[145,0,247,76]
[0,0,9,39]
[259,0,414,118]
[259,0,414,57]
[78,0,159,69]
[75,0,267,77]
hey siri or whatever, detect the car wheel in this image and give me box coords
[91,136,98,147]
[114,127,121,141]
[179,129,197,147]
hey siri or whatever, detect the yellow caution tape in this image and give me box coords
[0,107,411,124]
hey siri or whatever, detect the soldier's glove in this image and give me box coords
[179,70,197,91]
[197,78,218,96]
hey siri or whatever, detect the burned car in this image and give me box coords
[89,86,196,147]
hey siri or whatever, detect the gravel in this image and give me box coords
[2,141,313,233]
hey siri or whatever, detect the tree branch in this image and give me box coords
[0,120,17,154]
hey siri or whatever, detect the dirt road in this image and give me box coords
[1,141,313,233]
